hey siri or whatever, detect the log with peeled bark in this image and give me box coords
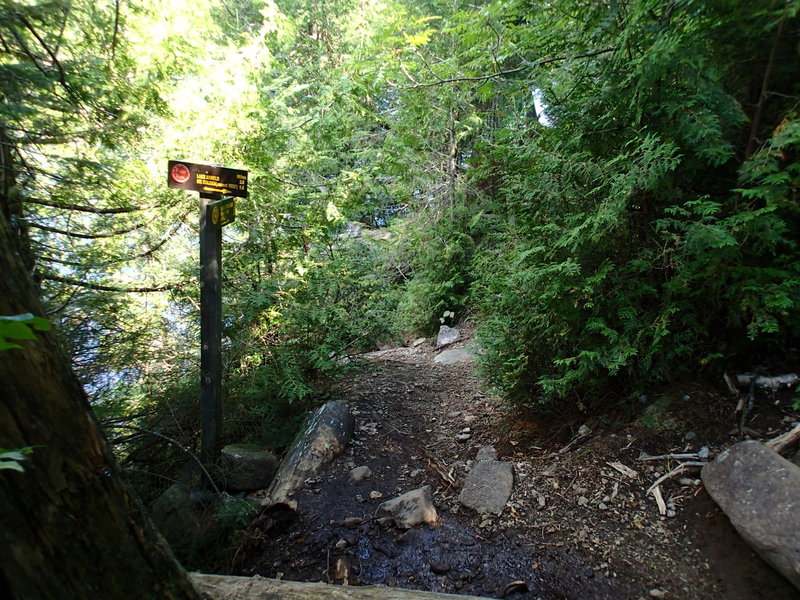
[0,200,201,599]
[190,574,493,600]
[266,400,355,508]
[766,423,800,457]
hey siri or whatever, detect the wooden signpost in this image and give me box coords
[168,160,248,465]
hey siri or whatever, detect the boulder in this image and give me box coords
[267,401,355,508]
[459,448,514,515]
[150,483,217,560]
[433,349,474,365]
[701,440,800,590]
[219,444,279,492]
[376,485,438,529]
[436,325,460,347]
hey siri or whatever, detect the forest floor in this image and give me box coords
[233,328,800,600]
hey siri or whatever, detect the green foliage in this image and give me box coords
[468,0,800,404]
[0,447,35,473]
[0,314,51,351]
[391,202,487,335]
[214,495,258,528]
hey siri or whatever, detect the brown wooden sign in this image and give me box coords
[167,160,248,198]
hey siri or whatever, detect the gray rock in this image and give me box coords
[476,445,498,462]
[792,449,800,468]
[702,440,800,590]
[150,483,217,558]
[219,444,279,492]
[459,458,514,515]
[436,325,461,347]
[376,485,438,529]
[430,560,451,574]
[433,349,474,365]
[350,465,373,483]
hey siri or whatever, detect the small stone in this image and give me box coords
[375,486,438,529]
[436,325,461,347]
[461,427,472,434]
[476,446,498,462]
[355,494,365,503]
[577,496,589,507]
[666,509,677,518]
[649,589,667,598]
[677,478,695,486]
[335,538,348,550]
[463,415,478,424]
[370,490,383,499]
[343,516,362,528]
[456,433,472,442]
[350,466,373,483]
[684,431,696,441]
[430,561,451,574]
[447,411,463,418]
[577,424,591,436]
[698,446,710,459]
[372,541,398,558]
[598,503,608,510]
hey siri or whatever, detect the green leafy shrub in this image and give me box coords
[390,201,487,335]
[470,2,800,405]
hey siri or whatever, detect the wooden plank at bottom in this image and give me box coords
[190,574,493,600]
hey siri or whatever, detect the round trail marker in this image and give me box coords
[170,163,191,184]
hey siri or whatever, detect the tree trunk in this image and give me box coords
[0,200,201,598]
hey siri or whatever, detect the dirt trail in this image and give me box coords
[234,334,798,600]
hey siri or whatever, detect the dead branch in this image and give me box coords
[765,423,800,457]
[646,462,706,494]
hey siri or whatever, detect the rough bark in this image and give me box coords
[190,574,492,600]
[0,201,201,599]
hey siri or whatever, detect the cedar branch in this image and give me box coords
[395,47,617,89]
[41,273,191,293]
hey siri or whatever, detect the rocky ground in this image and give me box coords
[232,330,799,600]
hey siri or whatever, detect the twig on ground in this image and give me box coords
[650,485,667,516]
[638,453,700,462]
[606,461,638,479]
[646,462,706,494]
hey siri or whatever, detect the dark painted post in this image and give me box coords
[199,192,223,465]
[168,161,246,468]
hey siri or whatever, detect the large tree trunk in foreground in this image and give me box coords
[0,207,201,599]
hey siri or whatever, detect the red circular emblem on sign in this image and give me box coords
[170,163,191,184]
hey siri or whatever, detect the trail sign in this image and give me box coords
[209,197,235,227]
[166,159,249,466]
[168,160,248,198]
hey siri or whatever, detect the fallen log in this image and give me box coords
[727,372,799,392]
[766,423,800,457]
[266,400,355,508]
[190,574,493,600]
